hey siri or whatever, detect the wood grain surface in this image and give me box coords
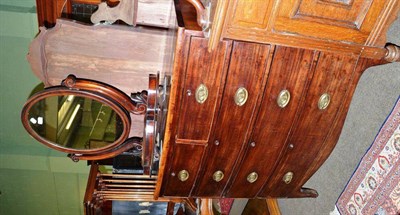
[194,41,271,197]
[176,37,231,141]
[262,52,359,198]
[226,46,316,198]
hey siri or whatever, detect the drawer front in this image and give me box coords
[176,37,232,142]
[261,52,358,197]
[225,46,316,197]
[194,41,272,197]
[162,143,205,197]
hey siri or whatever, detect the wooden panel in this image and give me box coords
[36,0,71,27]
[92,0,177,28]
[365,0,400,47]
[155,28,191,198]
[272,0,388,44]
[29,20,171,96]
[230,0,274,29]
[194,41,271,197]
[162,144,205,197]
[225,47,316,198]
[221,0,396,59]
[261,52,359,198]
[176,37,231,142]
[296,0,373,28]
[27,20,175,137]
[136,0,177,28]
[287,57,385,197]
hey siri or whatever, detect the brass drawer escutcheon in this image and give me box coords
[277,89,291,108]
[178,170,189,182]
[195,84,208,104]
[318,93,331,110]
[283,172,294,184]
[213,170,224,182]
[234,87,248,106]
[247,172,258,183]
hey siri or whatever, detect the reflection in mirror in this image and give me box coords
[28,95,124,150]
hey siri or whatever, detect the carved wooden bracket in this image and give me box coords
[186,0,206,27]
[91,0,138,26]
[186,0,209,30]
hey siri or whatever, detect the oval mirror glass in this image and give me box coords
[27,95,124,150]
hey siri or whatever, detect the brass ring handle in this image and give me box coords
[195,84,208,104]
[277,89,291,108]
[234,87,248,106]
[318,93,331,110]
[178,170,189,182]
[247,172,258,183]
[213,170,224,182]
[282,172,294,184]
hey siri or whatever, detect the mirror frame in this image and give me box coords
[143,73,158,175]
[21,75,145,155]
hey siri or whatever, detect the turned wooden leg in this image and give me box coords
[266,198,281,215]
[200,199,214,215]
[166,202,175,215]
[384,44,400,62]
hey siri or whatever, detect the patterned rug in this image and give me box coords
[219,198,234,215]
[335,97,400,215]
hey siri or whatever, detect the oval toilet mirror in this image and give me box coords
[25,93,125,150]
[21,76,135,155]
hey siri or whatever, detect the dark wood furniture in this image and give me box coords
[83,161,197,215]
[21,0,399,214]
[155,0,400,199]
[156,28,399,200]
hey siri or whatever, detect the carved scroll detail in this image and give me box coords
[131,90,148,115]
